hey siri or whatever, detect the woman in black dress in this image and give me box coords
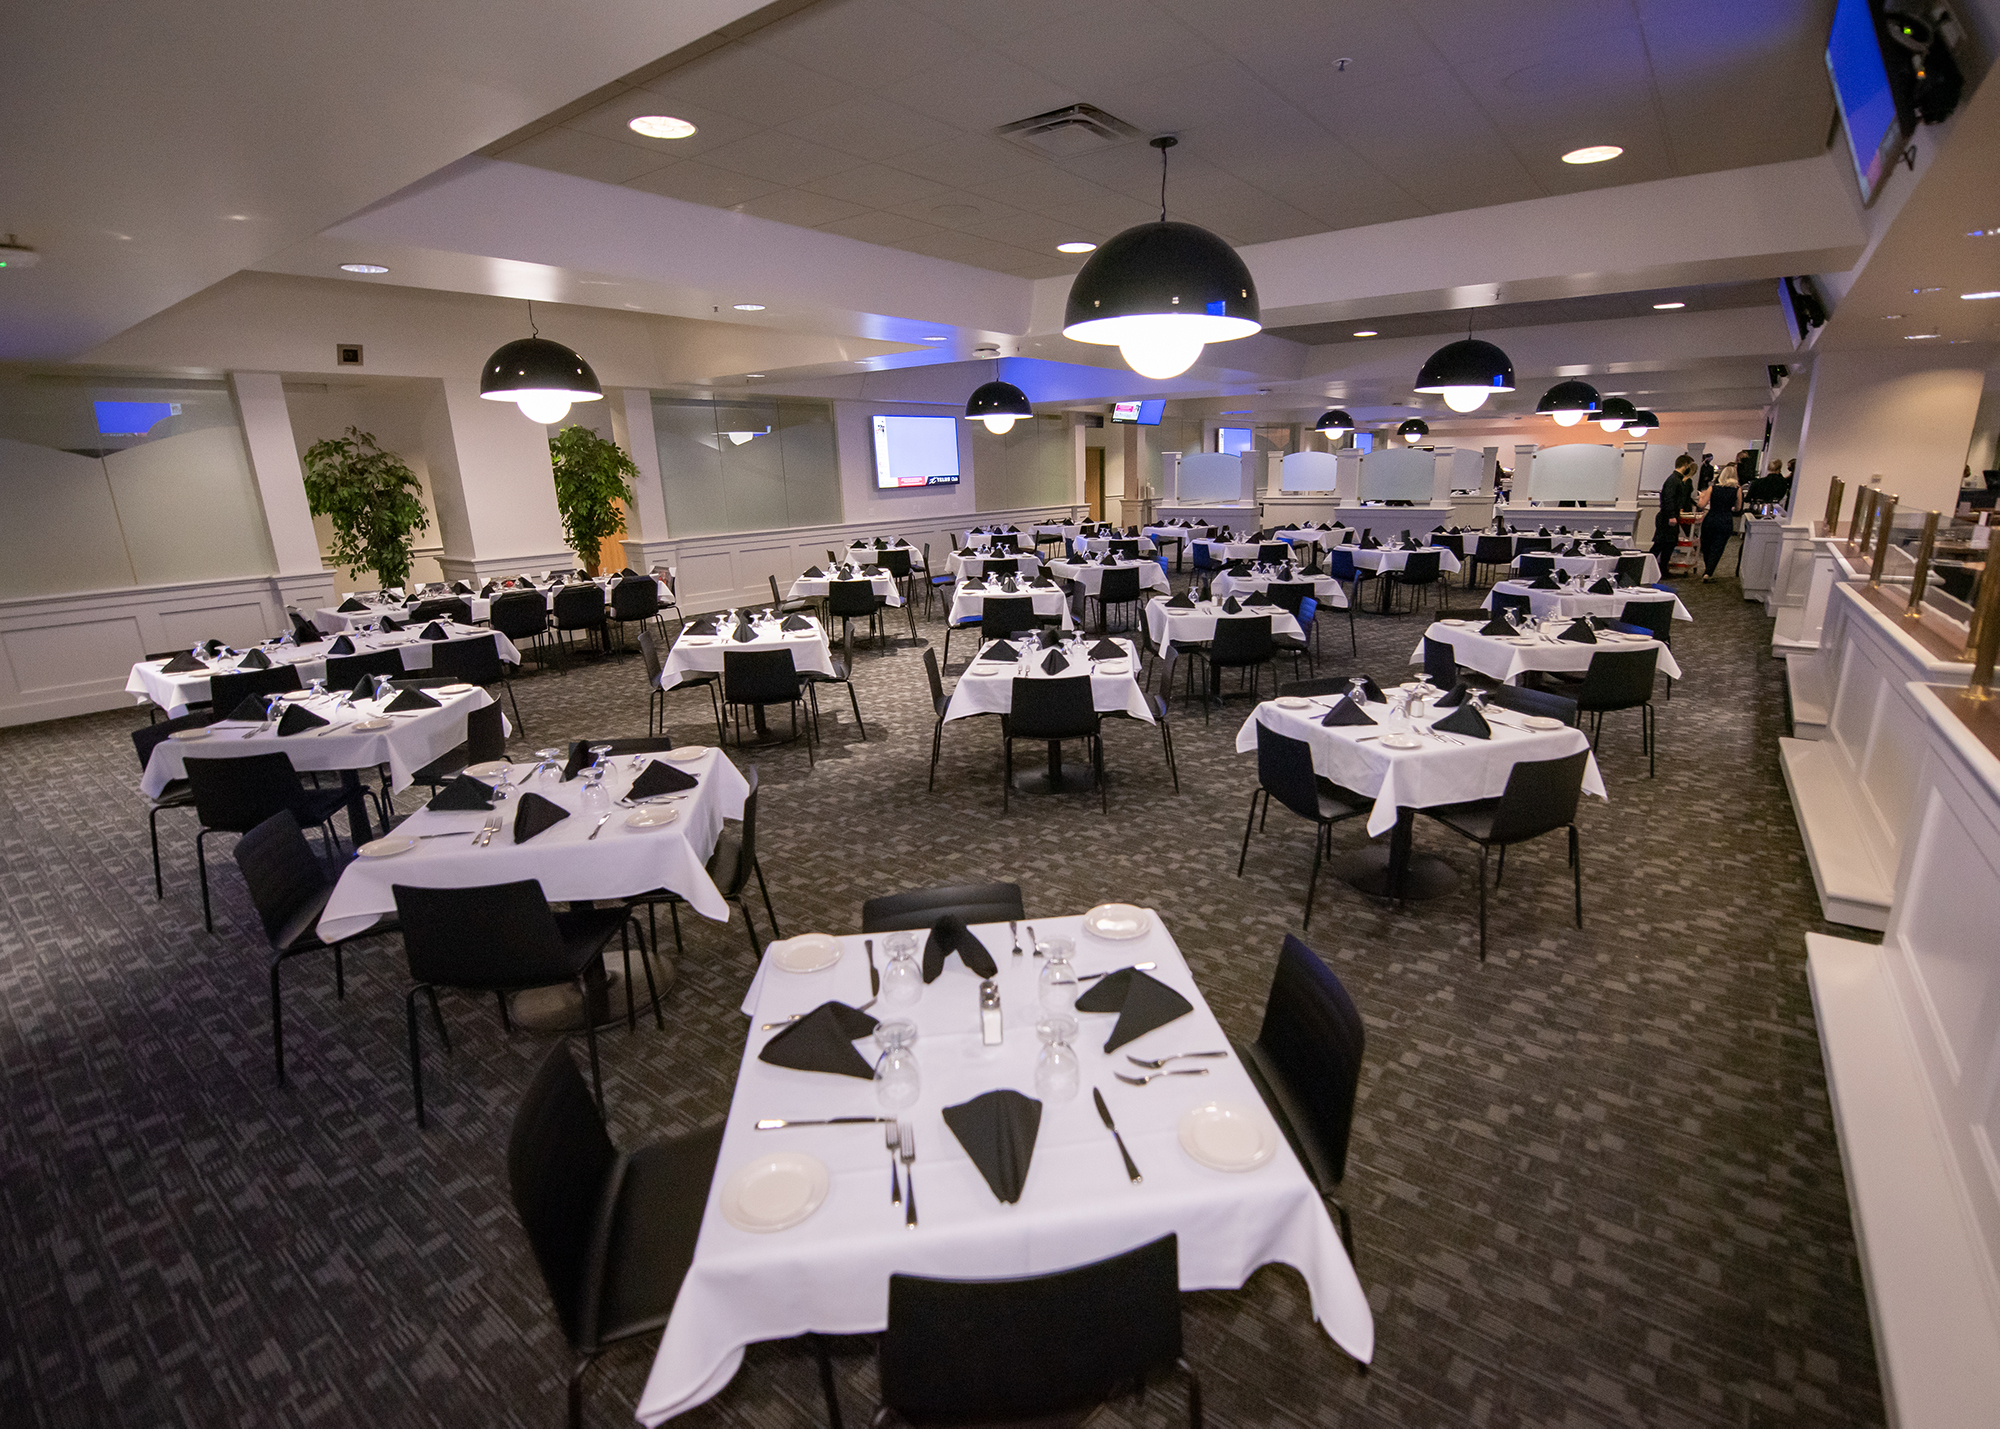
[1697,471,1739,580]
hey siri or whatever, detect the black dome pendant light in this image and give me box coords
[1624,409,1659,437]
[1536,379,1601,427]
[1062,136,1260,380]
[479,302,603,425]
[963,355,1033,435]
[1596,396,1638,432]
[1413,307,1515,413]
[1314,408,1356,436]
[1397,417,1430,444]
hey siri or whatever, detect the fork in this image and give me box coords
[1113,1068,1212,1086]
[899,1122,917,1229]
[886,1122,901,1206]
[476,813,502,847]
[1126,1049,1229,1070]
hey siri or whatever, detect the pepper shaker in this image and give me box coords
[979,979,1003,1046]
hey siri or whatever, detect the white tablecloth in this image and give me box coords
[1348,546,1464,575]
[1234,697,1607,836]
[127,627,522,718]
[1048,560,1171,598]
[943,637,1151,722]
[1414,621,1683,684]
[1145,599,1303,649]
[138,687,500,799]
[1143,525,1204,545]
[1192,540,1270,563]
[1073,535,1157,558]
[786,573,903,607]
[636,910,1372,1423]
[315,748,749,939]
[1209,572,1348,608]
[1499,529,1635,551]
[1484,582,1690,623]
[1510,552,1659,583]
[946,586,1073,629]
[661,618,837,688]
[946,551,1042,581]
[839,544,924,571]
[314,579,666,634]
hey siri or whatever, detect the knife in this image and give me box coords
[1093,1087,1142,1184]
[754,1116,893,1130]
[866,937,879,997]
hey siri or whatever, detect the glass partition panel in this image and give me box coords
[653,394,839,537]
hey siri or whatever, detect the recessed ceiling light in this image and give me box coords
[1057,241,1097,254]
[732,303,766,311]
[1221,410,1252,414]
[1961,291,2000,300]
[1561,145,1623,165]
[1904,332,1941,340]
[1967,228,2000,237]
[629,115,697,139]
[1883,313,1904,319]
[339,263,389,274]
[922,335,948,342]
[1352,330,1378,338]
[1912,286,1942,294]
[1652,301,1685,310]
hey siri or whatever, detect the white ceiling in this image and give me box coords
[488,0,1839,279]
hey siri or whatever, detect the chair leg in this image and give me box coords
[426,985,450,1050]
[580,992,604,1115]
[1002,734,1012,812]
[754,857,779,937]
[1181,1358,1203,1429]
[1238,789,1261,876]
[270,954,290,1085]
[196,828,213,932]
[496,990,512,1031]
[812,1334,845,1429]
[1302,819,1325,929]
[1477,845,1489,962]
[504,676,525,738]
[847,680,866,740]
[632,917,664,1030]
[567,1351,599,1429]
[1161,721,1178,793]
[737,895,763,959]
[149,807,166,899]
[1495,843,1506,886]
[405,985,429,1128]
[928,717,943,791]
[1571,825,1583,927]
[621,926,636,1033]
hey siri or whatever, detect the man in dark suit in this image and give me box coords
[1652,456,1693,572]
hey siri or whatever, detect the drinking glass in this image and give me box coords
[1037,941,1079,1016]
[262,693,286,722]
[1034,1016,1081,1102]
[588,743,613,771]
[307,678,327,701]
[882,933,923,1005]
[1348,675,1367,705]
[492,764,516,802]
[872,1021,921,1110]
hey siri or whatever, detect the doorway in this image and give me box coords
[1085,447,1104,521]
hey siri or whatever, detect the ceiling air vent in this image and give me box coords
[994,104,1143,160]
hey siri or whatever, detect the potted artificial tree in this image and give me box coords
[548,425,639,577]
[300,426,430,589]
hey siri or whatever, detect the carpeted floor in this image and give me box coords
[0,552,1885,1429]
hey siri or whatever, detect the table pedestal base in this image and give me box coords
[1014,740,1097,796]
[510,948,678,1032]
[1330,846,1459,900]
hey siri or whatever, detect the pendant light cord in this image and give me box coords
[527,300,539,338]
[1151,135,1177,223]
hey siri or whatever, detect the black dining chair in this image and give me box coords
[1234,934,1366,1266]
[1272,597,1317,682]
[860,880,1024,933]
[1107,642,1179,793]
[605,576,662,654]
[1486,684,1578,726]
[208,665,304,718]
[132,711,215,899]
[1110,537,1142,561]
[1419,749,1589,959]
[769,572,818,621]
[874,1235,1200,1429]
[1513,535,1553,554]
[1467,534,1512,589]
[233,810,399,1085]
[657,631,727,743]
[410,596,473,625]
[1516,554,1556,582]
[721,648,812,764]
[429,634,525,734]
[924,646,955,792]
[1422,635,1460,688]
[1388,551,1444,614]
[1565,647,1660,776]
[1322,549,1368,656]
[184,753,351,933]
[921,541,955,619]
[489,589,555,670]
[1089,566,1143,634]
[1195,614,1274,718]
[1002,675,1104,813]
[551,585,609,668]
[392,879,652,1127]
[324,648,406,691]
[1617,597,1675,699]
[1265,580,1314,618]
[979,595,1036,643]
[1237,722,1366,930]
[625,763,778,965]
[1615,553,1650,586]
[410,700,508,796]
[1489,589,1534,620]
[827,577,885,662]
[799,642,866,747]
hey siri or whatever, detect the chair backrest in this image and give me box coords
[988,531,1020,551]
[1615,554,1649,585]
[1516,554,1555,580]
[392,879,568,988]
[610,578,659,619]
[1098,567,1142,603]
[1110,538,1140,560]
[209,665,304,715]
[1250,933,1365,1187]
[733,765,763,891]
[508,1044,621,1351]
[412,597,472,624]
[1254,720,1323,825]
[1513,535,1553,553]
[552,586,603,628]
[1489,590,1533,617]
[325,648,406,688]
[489,591,550,640]
[462,700,507,766]
[1008,674,1097,739]
[1154,643,1180,714]
[1617,597,1672,641]
[429,635,505,685]
[184,752,308,834]
[132,709,216,771]
[1296,595,1317,634]
[1258,542,1289,564]
[1575,645,1659,710]
[1325,548,1357,580]
[1422,636,1459,687]
[827,579,878,619]
[1265,581,1313,615]
[722,648,801,705]
[1398,551,1441,583]
[923,645,945,710]
[860,881,1024,932]
[880,1235,1183,1426]
[1433,532,1465,559]
[980,596,1035,640]
[1210,614,1273,664]
[1487,750,1590,845]
[1485,684,1578,726]
[231,810,331,945]
[876,546,912,578]
[638,626,664,685]
[1473,534,1513,564]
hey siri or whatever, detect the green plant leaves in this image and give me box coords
[301,427,429,589]
[548,425,638,576]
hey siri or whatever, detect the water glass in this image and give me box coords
[1034,1016,1081,1102]
[1037,942,1079,1016]
[882,933,923,1005]
[873,1021,921,1110]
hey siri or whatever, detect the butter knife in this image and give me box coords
[866,938,879,997]
[753,1116,892,1130]
[1093,1086,1142,1184]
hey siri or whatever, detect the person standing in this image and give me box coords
[1652,455,1692,572]
[1697,467,1741,580]
[1696,454,1716,492]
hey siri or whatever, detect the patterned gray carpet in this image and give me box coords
[0,553,1884,1429]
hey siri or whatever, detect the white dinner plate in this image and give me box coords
[1177,1102,1277,1173]
[771,933,841,973]
[279,690,313,701]
[435,683,475,695]
[1506,636,1539,646]
[680,635,719,645]
[720,1152,831,1233]
[664,746,710,761]
[1082,904,1152,941]
[625,806,678,829]
[358,836,417,858]
[1440,619,1470,627]
[970,667,1005,677]
[350,717,392,731]
[466,760,511,777]
[168,728,212,741]
[1095,660,1130,675]
[1520,715,1563,731]
[1379,732,1423,750]
[1274,696,1311,710]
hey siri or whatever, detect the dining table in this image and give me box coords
[1483,581,1690,623]
[1414,618,1683,685]
[1509,551,1661,584]
[1235,690,1606,899]
[1144,597,1304,651]
[946,582,1074,631]
[947,550,1043,581]
[785,570,904,607]
[1341,544,1466,612]
[943,634,1147,793]
[1208,570,1349,607]
[1071,534,1158,558]
[633,907,1373,1424]
[1047,558,1171,600]
[313,577,667,635]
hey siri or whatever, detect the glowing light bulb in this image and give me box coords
[725,431,755,446]
[981,414,1018,434]
[1440,387,1492,413]
[514,391,574,424]
[1119,332,1205,380]
[1551,409,1584,427]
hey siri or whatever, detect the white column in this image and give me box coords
[1617,442,1646,506]
[610,388,667,538]
[228,372,323,575]
[1430,449,1454,504]
[421,379,570,581]
[1335,450,1361,504]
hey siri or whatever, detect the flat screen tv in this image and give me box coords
[871,414,961,488]
[1826,0,1911,205]
[1110,399,1164,425]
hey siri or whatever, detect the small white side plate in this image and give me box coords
[772,934,841,973]
[350,717,392,731]
[1274,696,1311,710]
[466,760,512,777]
[168,728,212,741]
[720,1152,830,1233]
[1082,904,1152,940]
[359,836,417,858]
[664,746,710,761]
[626,806,678,829]
[1178,1102,1277,1172]
[435,683,475,695]
[1520,715,1563,731]
[1379,732,1424,750]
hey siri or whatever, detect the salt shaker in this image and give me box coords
[979,979,1003,1046]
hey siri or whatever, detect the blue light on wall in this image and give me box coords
[93,401,178,435]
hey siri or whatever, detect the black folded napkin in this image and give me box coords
[959,546,977,557]
[1479,615,1515,636]
[1222,596,1242,614]
[1588,578,1615,595]
[1321,696,1377,727]
[1167,591,1195,609]
[1072,968,1194,1052]
[895,538,909,547]
[1089,638,1123,660]
[326,634,356,656]
[1245,591,1272,606]
[236,648,272,670]
[450,581,471,595]
[922,914,997,982]
[983,640,1020,662]
[384,688,441,712]
[1591,528,1607,538]
[944,1089,1042,1204]
[1558,618,1597,644]
[1557,525,1571,535]
[337,598,367,613]
[427,774,496,811]
[731,622,757,643]
[1041,650,1069,675]
[276,703,328,736]
[1000,577,1018,593]
[480,582,497,599]
[160,652,206,673]
[1432,524,1448,533]
[1592,541,1621,556]
[1538,526,1551,536]
[802,564,824,578]
[686,618,718,636]
[873,537,888,549]
[1529,574,1559,590]
[628,760,698,799]
[756,1001,879,1080]
[513,791,570,843]
[225,694,270,722]
[419,621,449,641]
[348,675,376,702]
[1432,702,1491,739]
[781,613,811,632]
[1433,679,1474,708]
[1360,535,1380,549]
[1553,569,1572,585]
[377,615,401,632]
[1038,627,1064,649]
[1032,572,1054,587]
[963,577,986,591]
[1355,675,1385,702]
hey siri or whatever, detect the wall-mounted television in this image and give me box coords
[1826,0,1912,205]
[1110,399,1164,425]
[871,414,961,488]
